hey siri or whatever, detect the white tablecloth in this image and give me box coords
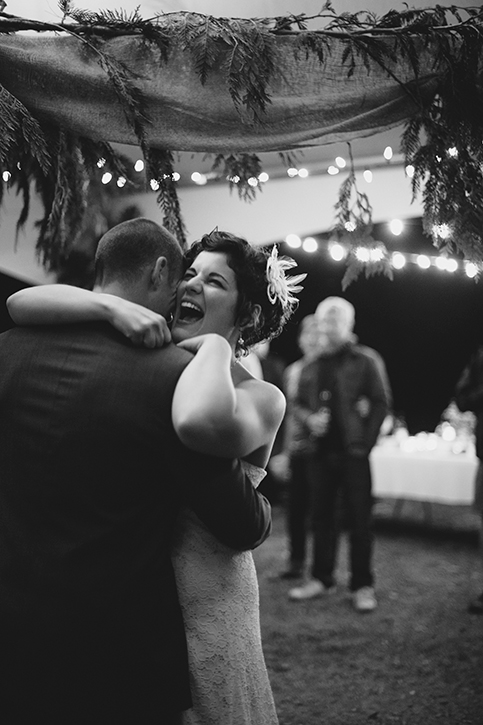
[370,441,478,505]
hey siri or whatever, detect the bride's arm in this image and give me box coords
[172,334,286,459]
[7,285,170,347]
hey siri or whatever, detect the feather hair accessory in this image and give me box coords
[265,245,307,309]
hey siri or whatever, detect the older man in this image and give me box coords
[289,297,392,612]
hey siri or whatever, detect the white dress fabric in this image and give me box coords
[171,462,279,725]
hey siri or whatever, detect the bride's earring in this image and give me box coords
[238,333,245,347]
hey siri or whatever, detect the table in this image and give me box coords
[370,438,477,506]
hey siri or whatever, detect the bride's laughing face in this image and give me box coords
[172,251,240,345]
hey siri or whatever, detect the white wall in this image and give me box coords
[135,163,423,246]
[0,163,422,283]
[0,187,56,284]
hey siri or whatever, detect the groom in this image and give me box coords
[0,219,272,724]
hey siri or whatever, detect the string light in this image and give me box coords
[134,159,144,172]
[465,262,478,278]
[389,219,404,236]
[435,256,448,271]
[191,171,207,185]
[180,140,415,189]
[101,172,112,184]
[285,234,302,248]
[302,237,318,253]
[417,254,431,269]
[392,252,406,269]
[280,237,480,280]
[329,242,346,261]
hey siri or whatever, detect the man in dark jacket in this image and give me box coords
[454,346,483,614]
[289,297,391,612]
[0,219,271,723]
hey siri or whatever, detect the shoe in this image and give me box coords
[467,592,483,614]
[353,586,377,612]
[289,579,334,600]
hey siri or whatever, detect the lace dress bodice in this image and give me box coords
[171,462,278,725]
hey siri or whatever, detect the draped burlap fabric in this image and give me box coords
[0,31,439,152]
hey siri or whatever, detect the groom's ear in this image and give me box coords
[151,256,168,288]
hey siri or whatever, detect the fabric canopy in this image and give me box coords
[0,30,439,152]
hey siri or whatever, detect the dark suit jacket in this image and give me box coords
[297,342,392,457]
[0,322,271,724]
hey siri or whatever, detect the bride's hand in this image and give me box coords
[101,294,171,348]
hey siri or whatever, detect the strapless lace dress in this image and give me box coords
[171,461,278,725]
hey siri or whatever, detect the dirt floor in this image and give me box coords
[253,500,483,725]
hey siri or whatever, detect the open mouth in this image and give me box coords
[178,300,204,323]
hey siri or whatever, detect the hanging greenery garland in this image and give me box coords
[0,1,482,285]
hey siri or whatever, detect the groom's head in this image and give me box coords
[94,218,184,316]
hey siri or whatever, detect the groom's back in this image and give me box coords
[0,320,194,719]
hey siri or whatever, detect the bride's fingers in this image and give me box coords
[142,319,171,348]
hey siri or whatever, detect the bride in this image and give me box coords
[7,229,305,725]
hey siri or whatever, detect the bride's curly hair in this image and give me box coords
[184,230,303,357]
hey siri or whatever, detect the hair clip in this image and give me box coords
[265,246,306,309]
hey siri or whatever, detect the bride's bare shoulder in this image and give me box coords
[234,361,286,418]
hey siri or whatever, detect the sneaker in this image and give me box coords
[353,586,377,612]
[467,592,483,614]
[289,579,334,600]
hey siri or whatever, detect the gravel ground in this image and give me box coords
[254,501,483,725]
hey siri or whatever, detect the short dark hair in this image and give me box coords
[94,218,183,286]
[185,230,298,355]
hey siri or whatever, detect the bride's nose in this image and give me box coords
[184,274,202,293]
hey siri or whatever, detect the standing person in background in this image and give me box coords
[454,345,483,614]
[289,297,392,613]
[274,314,325,579]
